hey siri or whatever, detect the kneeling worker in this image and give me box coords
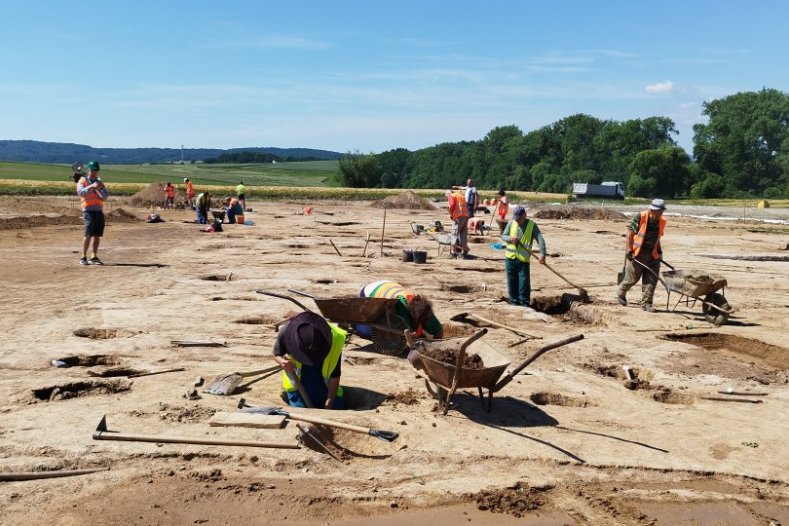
[357,280,443,340]
[224,196,245,224]
[272,312,347,409]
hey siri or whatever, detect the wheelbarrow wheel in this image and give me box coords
[371,314,409,356]
[702,292,730,326]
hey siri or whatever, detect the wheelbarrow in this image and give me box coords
[256,289,410,356]
[660,264,734,326]
[406,329,584,414]
[631,259,735,326]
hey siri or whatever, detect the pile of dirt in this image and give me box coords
[129,182,188,208]
[1,215,81,230]
[371,190,436,210]
[473,482,552,517]
[532,206,624,220]
[423,348,485,369]
[106,208,143,223]
[386,387,422,405]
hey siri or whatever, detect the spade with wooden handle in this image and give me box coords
[203,365,281,396]
[237,398,399,442]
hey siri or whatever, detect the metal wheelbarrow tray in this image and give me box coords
[408,329,584,414]
[660,270,734,326]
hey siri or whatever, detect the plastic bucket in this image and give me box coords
[402,249,414,262]
[413,250,427,264]
[236,215,245,224]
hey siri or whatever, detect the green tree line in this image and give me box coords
[338,88,789,198]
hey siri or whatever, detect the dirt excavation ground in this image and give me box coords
[1,195,788,525]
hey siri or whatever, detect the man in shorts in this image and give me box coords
[76,161,109,265]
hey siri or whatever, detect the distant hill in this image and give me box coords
[0,140,343,164]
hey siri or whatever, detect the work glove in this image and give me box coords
[626,251,634,261]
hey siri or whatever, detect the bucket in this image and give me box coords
[402,249,414,262]
[413,250,427,264]
[236,214,245,224]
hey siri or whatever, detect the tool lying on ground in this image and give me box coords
[0,467,110,482]
[92,415,300,449]
[718,389,767,396]
[408,331,584,413]
[295,423,343,463]
[88,367,186,378]
[237,398,399,442]
[450,312,541,340]
[203,365,281,396]
[699,396,764,404]
[171,339,226,347]
[520,246,589,301]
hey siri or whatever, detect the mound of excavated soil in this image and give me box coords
[129,182,188,208]
[0,207,140,230]
[371,190,436,210]
[532,206,624,220]
[473,482,552,517]
[106,208,143,223]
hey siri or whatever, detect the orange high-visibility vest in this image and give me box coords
[78,176,103,210]
[496,197,509,219]
[449,192,468,220]
[165,185,175,198]
[630,211,666,259]
[185,181,195,197]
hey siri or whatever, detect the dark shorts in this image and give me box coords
[237,194,245,200]
[83,210,105,237]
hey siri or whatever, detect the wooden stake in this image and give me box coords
[380,209,386,257]
[329,239,342,257]
[362,231,370,257]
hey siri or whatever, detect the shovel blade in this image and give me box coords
[203,373,243,396]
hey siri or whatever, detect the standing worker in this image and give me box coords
[235,181,246,211]
[272,312,347,409]
[465,178,478,218]
[76,161,109,266]
[616,198,667,312]
[163,182,175,209]
[496,189,509,221]
[446,188,470,259]
[195,192,211,224]
[184,178,195,209]
[501,206,546,307]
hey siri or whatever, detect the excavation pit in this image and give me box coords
[662,333,788,369]
[32,380,131,402]
[53,354,122,367]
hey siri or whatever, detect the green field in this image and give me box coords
[0,160,340,188]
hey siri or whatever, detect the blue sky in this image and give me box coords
[1,0,787,154]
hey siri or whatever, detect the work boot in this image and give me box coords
[642,304,655,313]
[79,257,88,266]
[616,294,627,306]
[90,256,104,266]
[446,253,457,259]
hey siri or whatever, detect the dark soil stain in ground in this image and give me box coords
[32,379,131,402]
[385,387,423,405]
[201,274,231,281]
[662,333,788,369]
[652,387,694,405]
[54,354,122,367]
[443,284,479,294]
[473,482,553,518]
[530,295,572,315]
[529,392,595,407]
[234,314,278,325]
[73,328,134,339]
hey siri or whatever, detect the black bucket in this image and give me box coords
[402,249,414,262]
[413,250,427,264]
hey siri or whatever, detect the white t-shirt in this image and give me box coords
[465,186,478,206]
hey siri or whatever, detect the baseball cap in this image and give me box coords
[649,198,666,211]
[513,206,526,219]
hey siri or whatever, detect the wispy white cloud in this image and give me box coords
[646,81,675,94]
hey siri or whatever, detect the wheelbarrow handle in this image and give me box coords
[255,290,313,313]
[287,288,319,300]
[494,334,584,392]
[658,258,676,271]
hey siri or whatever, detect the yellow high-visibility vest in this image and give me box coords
[505,220,535,263]
[282,323,346,397]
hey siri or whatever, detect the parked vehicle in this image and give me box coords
[572,181,625,199]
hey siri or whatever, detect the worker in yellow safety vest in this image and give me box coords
[617,198,667,312]
[501,206,547,307]
[272,312,347,409]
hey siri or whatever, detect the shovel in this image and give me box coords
[237,398,399,442]
[520,245,589,301]
[203,365,281,396]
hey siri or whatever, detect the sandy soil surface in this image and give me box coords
[1,196,788,526]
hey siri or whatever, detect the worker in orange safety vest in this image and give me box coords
[616,198,667,312]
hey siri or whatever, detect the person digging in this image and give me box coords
[272,311,348,409]
[501,206,546,307]
[617,198,667,312]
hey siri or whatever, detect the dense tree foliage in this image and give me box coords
[693,88,789,198]
[338,89,788,198]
